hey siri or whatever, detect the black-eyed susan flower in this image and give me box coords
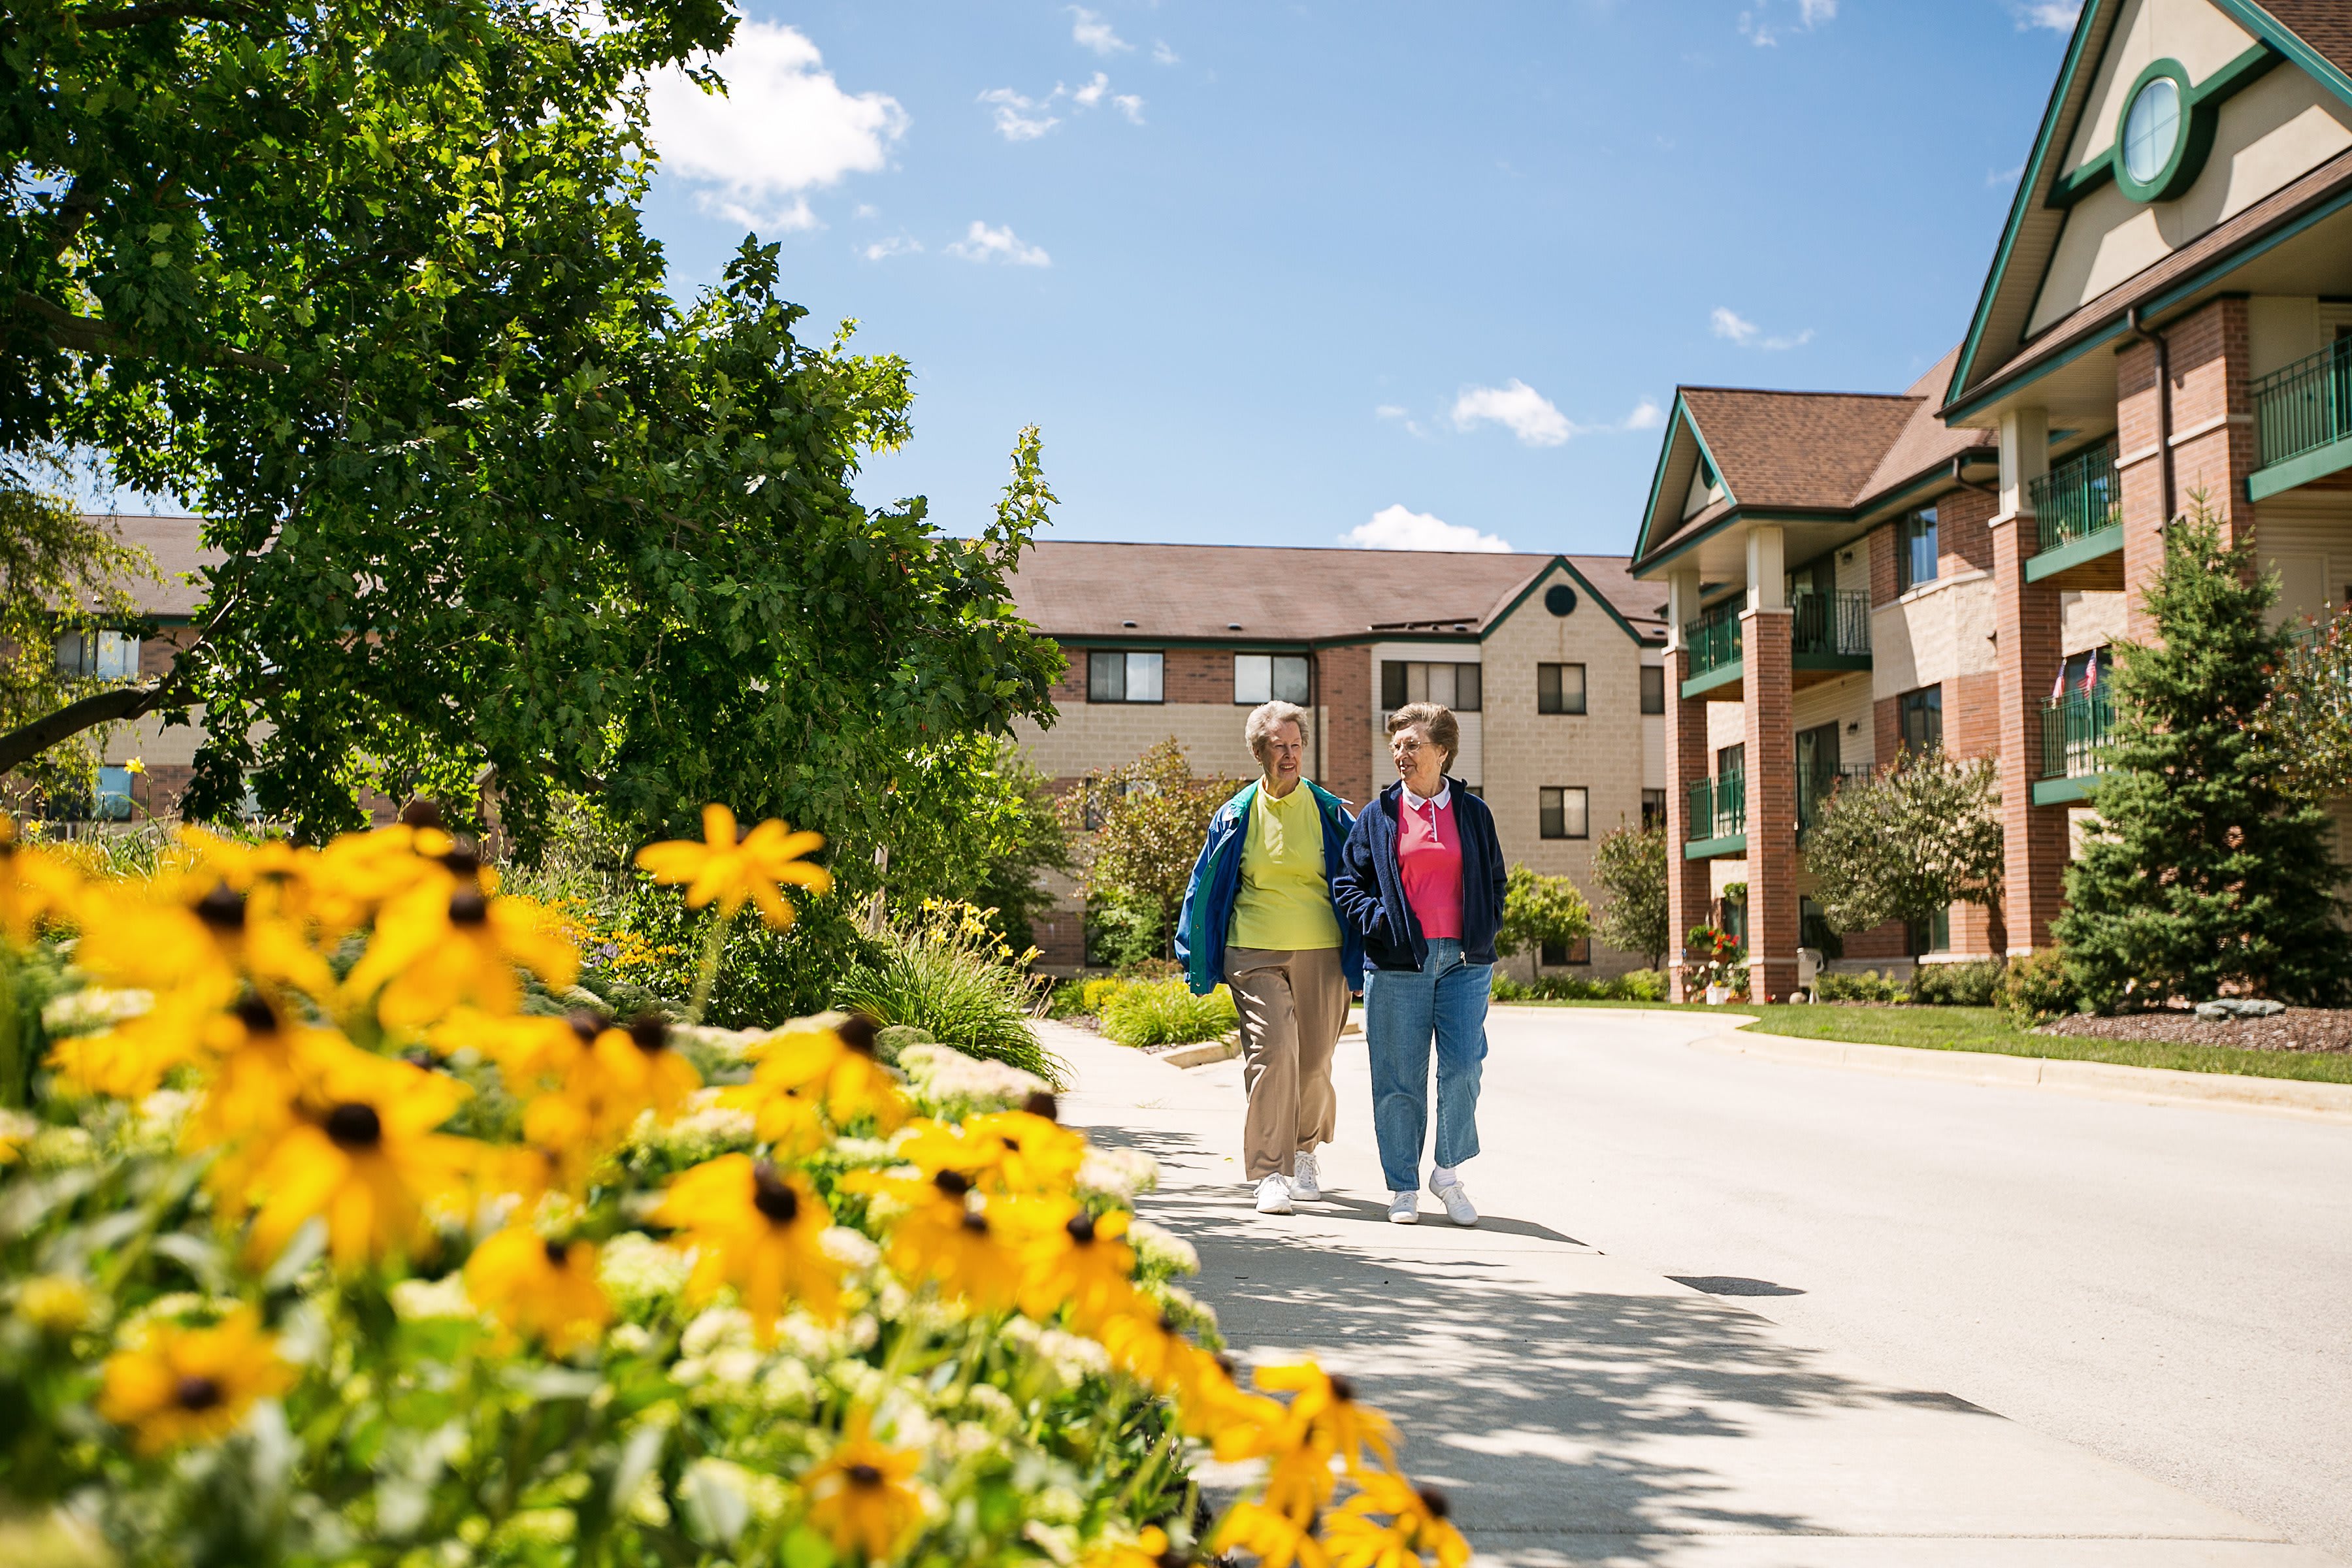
[74,875,333,1010]
[845,1169,1022,1315]
[45,988,209,1101]
[802,1424,925,1560]
[634,805,832,931]
[1101,1306,1210,1397]
[1011,1198,1141,1331]
[955,1107,1088,1196]
[713,1058,828,1158]
[1258,1362,1397,1477]
[653,1154,843,1336]
[745,1015,907,1134]
[1081,1525,1181,1568]
[181,993,352,1192]
[1262,1444,1341,1528]
[1213,1500,1328,1568]
[465,1227,612,1356]
[0,818,82,946]
[96,1309,293,1455]
[344,870,578,1029]
[1324,1474,1468,1568]
[236,1043,475,1267]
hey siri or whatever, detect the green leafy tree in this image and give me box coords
[3,0,1062,877]
[1593,822,1669,967]
[0,468,153,802]
[968,745,1075,956]
[2059,500,2352,1009]
[1058,740,1237,965]
[1496,864,1592,961]
[1806,750,2002,936]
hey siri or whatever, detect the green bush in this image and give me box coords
[1098,979,1237,1048]
[1490,969,1670,1003]
[1615,968,1670,1001]
[1043,978,1092,1019]
[2003,946,2080,1021]
[1081,977,1128,1015]
[1814,969,1906,1004]
[834,902,1064,1086]
[1910,959,2006,1007]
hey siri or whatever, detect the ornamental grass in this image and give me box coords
[0,808,1462,1568]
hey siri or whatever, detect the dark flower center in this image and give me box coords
[627,1012,668,1053]
[195,883,246,931]
[1418,1486,1450,1520]
[1001,1137,1022,1152]
[752,1164,799,1224]
[1328,1373,1356,1403]
[1065,1213,1096,1245]
[1158,1311,1178,1335]
[1156,1550,1189,1568]
[324,1102,383,1149]
[569,1009,609,1045]
[1023,1090,1058,1121]
[441,844,480,878]
[847,1462,883,1488]
[232,992,278,1035]
[173,1374,225,1411]
[960,1212,990,1236]
[932,1169,973,1198]
[399,800,445,830]
[447,888,489,926]
[837,1013,879,1056]
[543,1237,571,1267]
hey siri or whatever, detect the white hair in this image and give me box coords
[1245,701,1311,767]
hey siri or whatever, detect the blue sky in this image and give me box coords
[642,1,2082,559]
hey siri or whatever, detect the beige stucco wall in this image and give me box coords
[1791,672,1876,772]
[2061,0,2257,174]
[2061,590,2130,656]
[1011,703,1259,785]
[1872,570,1999,699]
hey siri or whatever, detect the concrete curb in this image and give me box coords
[1697,1023,2352,1123]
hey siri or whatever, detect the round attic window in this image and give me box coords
[2122,76,2180,186]
[1544,584,1578,617]
[2112,59,2204,203]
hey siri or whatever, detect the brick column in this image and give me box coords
[2119,298,2260,637]
[1741,608,1800,1002]
[1663,648,1714,1002]
[1990,514,2069,953]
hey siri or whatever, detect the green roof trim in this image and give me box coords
[1483,555,1656,648]
[1632,394,1738,564]
[2249,433,2352,500]
[2025,521,2125,582]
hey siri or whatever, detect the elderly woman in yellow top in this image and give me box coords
[1175,700,1366,1216]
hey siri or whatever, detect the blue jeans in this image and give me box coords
[1364,938,1490,1192]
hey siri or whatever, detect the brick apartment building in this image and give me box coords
[1004,544,1672,977]
[1636,0,2352,1002]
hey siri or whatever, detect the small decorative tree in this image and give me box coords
[1055,740,1236,965]
[1805,749,2003,939]
[1593,822,1669,969]
[1496,865,1593,963]
[2061,498,2352,1009]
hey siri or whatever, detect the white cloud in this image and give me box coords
[1113,93,1145,123]
[1986,161,2025,189]
[1737,0,1835,46]
[1070,6,1131,54]
[979,86,1060,140]
[647,22,906,232]
[1712,306,1813,351]
[2010,1,2080,29]
[1341,505,1513,554]
[853,203,880,220]
[947,221,1051,267]
[861,235,921,261]
[1071,71,1109,107]
[1451,380,1578,446]
[1374,404,1426,437]
[1152,40,1180,65]
[1625,398,1666,431]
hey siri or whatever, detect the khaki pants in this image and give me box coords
[1225,945,1348,1181]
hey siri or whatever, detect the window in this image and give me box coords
[2122,74,2181,187]
[95,765,134,822]
[1898,685,1943,753]
[1799,897,1844,961]
[1380,661,1480,712]
[1540,936,1592,967]
[1716,742,1745,784]
[1087,650,1164,704]
[1233,653,1309,706]
[1640,666,1665,715]
[1536,662,1586,715]
[1641,789,1667,831]
[1539,786,1588,840]
[1907,907,1952,958]
[55,630,140,681]
[1897,507,1939,594]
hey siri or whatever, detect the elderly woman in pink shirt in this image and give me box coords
[1331,702,1508,1225]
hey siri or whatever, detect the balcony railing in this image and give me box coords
[2040,687,2114,780]
[1686,773,1745,844]
[1796,761,1871,836]
[2031,438,2121,555]
[1791,590,1871,658]
[1682,604,1742,681]
[2253,338,2352,471]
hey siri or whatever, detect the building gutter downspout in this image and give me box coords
[2126,304,2176,523]
[1949,453,1998,496]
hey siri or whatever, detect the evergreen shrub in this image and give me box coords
[1908,960,2006,1007]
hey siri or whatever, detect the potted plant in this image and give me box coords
[1686,923,1743,1004]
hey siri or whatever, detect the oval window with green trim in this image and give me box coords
[2122,76,2181,185]
[2112,59,2211,204]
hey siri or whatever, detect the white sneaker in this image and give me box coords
[1428,1173,1478,1227]
[1254,1174,1294,1215]
[1291,1151,1322,1201]
[1387,1189,1420,1224]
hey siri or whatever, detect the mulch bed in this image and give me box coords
[2036,1008,2352,1054]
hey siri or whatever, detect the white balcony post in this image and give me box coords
[1999,406,2050,522]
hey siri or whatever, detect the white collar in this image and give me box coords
[1401,779,1451,813]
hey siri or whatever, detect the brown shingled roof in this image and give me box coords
[1007,542,1658,644]
[2253,1,2352,80]
[1677,387,1921,512]
[1857,348,1998,503]
[72,514,216,619]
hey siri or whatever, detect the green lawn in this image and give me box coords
[1503,1000,2352,1085]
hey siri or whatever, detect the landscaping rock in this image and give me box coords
[2038,1005,2352,1053]
[2192,998,2285,1021]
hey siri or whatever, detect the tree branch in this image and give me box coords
[10,291,289,374]
[0,681,175,777]
[74,1,261,29]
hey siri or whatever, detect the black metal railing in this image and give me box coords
[2040,687,2114,780]
[2031,438,2121,555]
[2253,338,2352,471]
[1791,590,1871,658]
[1686,774,1746,843]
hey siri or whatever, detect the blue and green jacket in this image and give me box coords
[1174,779,1367,996]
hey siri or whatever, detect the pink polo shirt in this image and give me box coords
[1396,785,1463,940]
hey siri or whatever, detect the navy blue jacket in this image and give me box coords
[1173,779,1367,996]
[1333,778,1508,972]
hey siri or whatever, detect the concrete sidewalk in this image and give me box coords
[1045,1021,2338,1567]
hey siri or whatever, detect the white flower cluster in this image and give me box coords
[1077,1146,1157,1201]
[898,1042,1051,1116]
